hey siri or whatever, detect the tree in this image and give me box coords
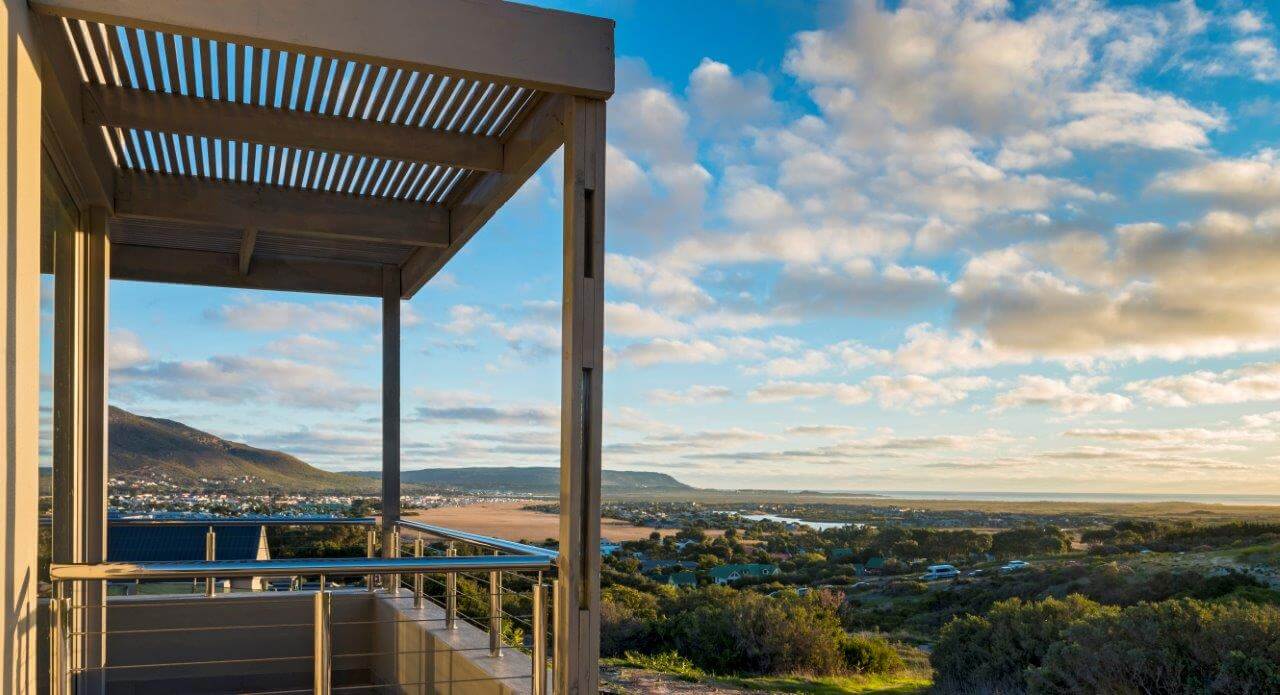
[991,525,1070,557]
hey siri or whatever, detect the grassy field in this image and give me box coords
[603,653,931,694]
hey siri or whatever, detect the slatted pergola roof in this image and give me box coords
[33,0,614,297]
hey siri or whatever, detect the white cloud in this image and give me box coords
[866,374,993,409]
[206,296,417,333]
[752,350,832,378]
[646,384,733,404]
[1127,362,1280,407]
[994,375,1132,415]
[109,329,150,370]
[616,338,726,368]
[412,391,556,427]
[1154,150,1280,210]
[746,380,870,405]
[892,324,1026,374]
[113,355,377,410]
[606,302,689,339]
[687,58,778,129]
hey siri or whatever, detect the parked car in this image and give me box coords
[1000,560,1029,573]
[921,564,960,581]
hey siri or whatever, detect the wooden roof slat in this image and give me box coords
[83,84,504,172]
[401,93,567,297]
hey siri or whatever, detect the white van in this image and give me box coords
[921,564,960,580]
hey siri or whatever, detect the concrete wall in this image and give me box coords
[372,593,545,695]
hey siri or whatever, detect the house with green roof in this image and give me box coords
[665,572,697,587]
[854,556,887,577]
[708,563,780,585]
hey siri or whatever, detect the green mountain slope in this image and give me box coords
[107,406,375,493]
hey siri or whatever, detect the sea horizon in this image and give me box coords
[844,490,1280,506]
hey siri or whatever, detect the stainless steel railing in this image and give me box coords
[47,517,556,695]
[391,519,556,687]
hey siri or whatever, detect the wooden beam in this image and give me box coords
[33,12,115,208]
[112,244,384,296]
[238,228,256,275]
[114,172,449,247]
[31,0,615,98]
[1,3,46,689]
[399,94,566,298]
[53,205,110,686]
[556,96,605,695]
[83,84,505,172]
[381,266,401,548]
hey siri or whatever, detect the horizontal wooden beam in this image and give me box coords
[31,0,615,98]
[114,172,449,247]
[400,94,566,298]
[83,84,504,172]
[111,244,383,296]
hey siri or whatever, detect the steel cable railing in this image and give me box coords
[47,518,556,695]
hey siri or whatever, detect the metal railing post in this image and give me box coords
[205,526,217,596]
[532,579,547,695]
[366,528,376,592]
[51,582,69,695]
[489,563,503,657]
[445,542,457,629]
[388,528,401,595]
[552,578,562,690]
[313,576,331,695]
[413,537,424,609]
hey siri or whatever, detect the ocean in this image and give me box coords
[853,490,1280,506]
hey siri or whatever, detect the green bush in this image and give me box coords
[659,585,848,676]
[1029,599,1280,694]
[841,633,905,675]
[931,594,1115,694]
[601,585,659,657]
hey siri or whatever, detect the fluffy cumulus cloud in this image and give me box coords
[947,213,1280,363]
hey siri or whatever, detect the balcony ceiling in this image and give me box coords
[33,0,614,297]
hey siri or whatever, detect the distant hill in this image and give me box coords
[352,466,692,494]
[105,406,375,493]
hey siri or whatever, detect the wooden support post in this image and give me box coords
[1,3,44,690]
[556,96,605,695]
[381,265,401,552]
[53,204,109,692]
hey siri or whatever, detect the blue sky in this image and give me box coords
[43,0,1280,493]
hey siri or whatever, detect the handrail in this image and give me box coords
[395,519,558,559]
[38,515,376,527]
[50,554,553,582]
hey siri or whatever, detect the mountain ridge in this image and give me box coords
[351,466,691,494]
[42,408,693,495]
